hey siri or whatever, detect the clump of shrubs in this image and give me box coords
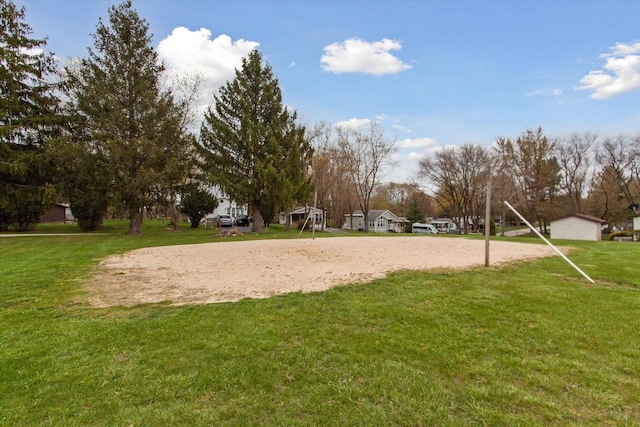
[489,218,497,236]
[608,231,633,241]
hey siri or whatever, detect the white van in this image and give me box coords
[412,223,438,234]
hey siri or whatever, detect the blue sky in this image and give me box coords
[17,0,640,182]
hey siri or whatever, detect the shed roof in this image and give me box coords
[552,213,606,224]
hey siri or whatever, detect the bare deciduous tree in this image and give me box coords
[556,132,597,214]
[495,127,560,233]
[418,146,463,220]
[337,122,397,232]
[308,122,339,230]
[371,182,432,219]
[164,73,205,230]
[417,144,490,232]
[596,134,639,206]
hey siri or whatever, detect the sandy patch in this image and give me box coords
[85,236,556,307]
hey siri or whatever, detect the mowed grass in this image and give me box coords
[1,221,639,425]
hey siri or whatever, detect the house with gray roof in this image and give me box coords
[343,209,403,233]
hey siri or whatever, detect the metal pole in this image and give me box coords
[503,201,595,284]
[484,173,492,267]
[312,191,317,239]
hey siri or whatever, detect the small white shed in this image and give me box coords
[550,214,606,241]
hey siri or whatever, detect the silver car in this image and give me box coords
[217,214,233,227]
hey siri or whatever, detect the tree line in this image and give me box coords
[1,0,403,235]
[1,0,317,234]
[418,127,640,234]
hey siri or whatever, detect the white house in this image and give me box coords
[343,209,402,233]
[211,194,247,219]
[278,206,326,229]
[550,214,606,241]
[633,216,640,241]
[201,186,247,220]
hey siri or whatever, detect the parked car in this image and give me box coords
[217,214,233,227]
[234,215,249,226]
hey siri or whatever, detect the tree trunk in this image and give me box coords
[251,204,262,233]
[127,207,143,235]
[169,193,179,231]
[363,208,369,232]
[170,204,179,231]
[285,209,291,232]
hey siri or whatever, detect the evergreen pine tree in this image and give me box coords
[0,0,61,230]
[405,198,424,232]
[200,50,313,232]
[70,1,185,234]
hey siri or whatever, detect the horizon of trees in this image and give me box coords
[418,128,640,234]
[2,0,639,234]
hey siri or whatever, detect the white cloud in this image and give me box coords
[392,124,411,133]
[384,137,441,183]
[320,38,412,75]
[376,114,409,132]
[524,88,565,103]
[385,152,415,183]
[157,27,259,93]
[397,137,436,149]
[335,117,372,130]
[525,88,562,97]
[416,144,457,158]
[607,41,640,57]
[576,41,640,99]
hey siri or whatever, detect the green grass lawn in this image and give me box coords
[1,220,639,425]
